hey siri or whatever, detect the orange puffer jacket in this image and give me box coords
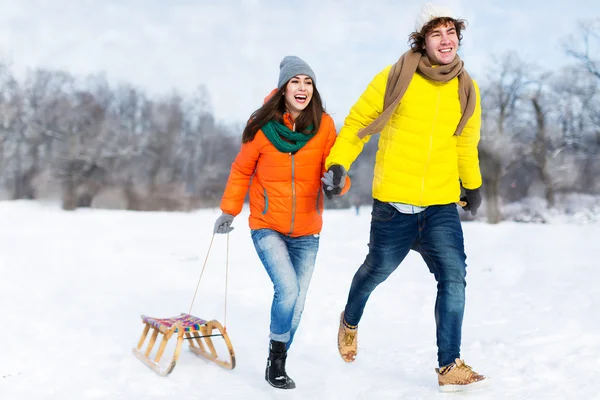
[220,112,350,237]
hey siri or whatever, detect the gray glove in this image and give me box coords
[214,213,234,234]
[321,165,347,200]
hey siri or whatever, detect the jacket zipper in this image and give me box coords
[289,120,296,236]
[289,153,296,236]
[420,88,440,205]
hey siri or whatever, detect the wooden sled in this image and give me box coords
[133,313,236,376]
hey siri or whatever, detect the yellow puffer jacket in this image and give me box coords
[326,65,482,206]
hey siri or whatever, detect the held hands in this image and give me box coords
[321,165,347,200]
[460,188,482,216]
[213,213,234,234]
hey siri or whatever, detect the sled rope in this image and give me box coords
[224,233,230,328]
[187,232,231,328]
[188,234,214,315]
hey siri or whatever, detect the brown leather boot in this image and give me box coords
[337,312,357,362]
[435,358,488,392]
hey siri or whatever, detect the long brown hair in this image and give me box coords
[408,17,466,53]
[241,83,325,143]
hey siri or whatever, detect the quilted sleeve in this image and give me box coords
[220,139,260,216]
[456,80,482,190]
[321,115,351,194]
[325,65,391,172]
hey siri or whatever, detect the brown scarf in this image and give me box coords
[357,50,476,139]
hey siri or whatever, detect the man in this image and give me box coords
[321,3,487,392]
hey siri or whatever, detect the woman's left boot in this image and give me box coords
[265,340,296,389]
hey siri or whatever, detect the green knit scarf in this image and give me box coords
[261,121,316,153]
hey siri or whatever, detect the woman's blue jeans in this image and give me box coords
[343,200,467,367]
[251,229,319,350]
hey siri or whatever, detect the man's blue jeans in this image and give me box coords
[343,200,467,367]
[251,229,319,349]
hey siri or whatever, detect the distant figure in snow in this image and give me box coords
[351,195,361,215]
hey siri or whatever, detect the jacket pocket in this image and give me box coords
[371,199,396,222]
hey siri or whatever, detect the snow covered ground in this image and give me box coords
[0,200,598,399]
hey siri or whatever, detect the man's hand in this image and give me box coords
[460,188,482,216]
[321,165,347,200]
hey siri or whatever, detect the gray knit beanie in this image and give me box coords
[277,56,317,89]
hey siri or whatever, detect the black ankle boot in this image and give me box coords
[265,340,296,389]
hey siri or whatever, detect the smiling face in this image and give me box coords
[424,22,459,65]
[284,75,313,120]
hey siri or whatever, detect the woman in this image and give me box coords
[213,55,350,390]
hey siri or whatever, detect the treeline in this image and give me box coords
[0,19,599,223]
[0,68,241,210]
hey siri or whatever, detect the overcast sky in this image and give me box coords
[1,0,598,125]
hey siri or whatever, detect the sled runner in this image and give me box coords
[133,234,235,377]
[133,313,236,376]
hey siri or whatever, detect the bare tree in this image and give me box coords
[104,84,150,210]
[479,52,535,223]
[55,74,112,209]
[545,67,600,195]
[562,19,600,193]
[143,93,183,199]
[4,68,74,200]
[0,63,26,198]
[564,18,600,80]
[530,87,555,207]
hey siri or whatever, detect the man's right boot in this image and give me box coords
[435,358,489,392]
[337,311,358,362]
[265,340,296,389]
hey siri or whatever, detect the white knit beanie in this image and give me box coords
[414,3,456,33]
[277,56,316,89]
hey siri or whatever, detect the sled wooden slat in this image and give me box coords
[137,324,150,349]
[132,313,235,376]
